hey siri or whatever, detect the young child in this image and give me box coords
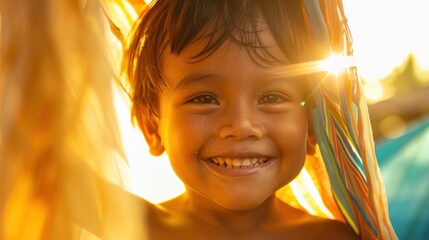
[0,0,398,239]
[125,0,397,239]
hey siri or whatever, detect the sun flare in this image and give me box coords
[320,54,356,76]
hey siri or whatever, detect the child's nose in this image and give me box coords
[217,102,264,141]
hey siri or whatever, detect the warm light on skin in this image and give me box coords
[112,54,356,204]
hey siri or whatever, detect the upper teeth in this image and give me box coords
[210,157,268,168]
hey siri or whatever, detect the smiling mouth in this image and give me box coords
[209,157,269,168]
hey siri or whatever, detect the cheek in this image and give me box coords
[158,113,215,188]
[274,114,309,179]
[268,111,308,141]
[172,113,212,137]
[159,110,212,155]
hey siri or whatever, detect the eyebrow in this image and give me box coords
[172,67,305,94]
[173,60,327,90]
[259,69,302,84]
[174,72,222,90]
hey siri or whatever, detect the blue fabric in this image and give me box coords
[376,117,429,240]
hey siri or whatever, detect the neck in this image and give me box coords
[182,192,281,232]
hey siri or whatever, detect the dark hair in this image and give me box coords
[126,0,313,126]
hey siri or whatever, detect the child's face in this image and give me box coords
[145,27,310,211]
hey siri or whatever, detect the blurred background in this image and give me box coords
[343,0,429,139]
[345,1,429,239]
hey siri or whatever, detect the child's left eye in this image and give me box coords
[258,93,287,104]
[188,94,219,104]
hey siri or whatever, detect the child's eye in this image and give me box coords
[258,93,288,104]
[188,94,219,104]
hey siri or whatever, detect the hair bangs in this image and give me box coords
[166,0,310,66]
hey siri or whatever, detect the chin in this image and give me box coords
[213,193,272,211]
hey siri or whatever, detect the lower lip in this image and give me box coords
[202,158,276,177]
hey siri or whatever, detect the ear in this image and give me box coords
[137,115,165,156]
[307,118,317,155]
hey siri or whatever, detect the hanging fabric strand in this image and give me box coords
[303,0,397,239]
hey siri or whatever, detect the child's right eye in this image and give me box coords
[187,95,219,104]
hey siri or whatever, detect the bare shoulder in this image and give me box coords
[269,199,360,239]
[144,196,185,226]
[300,215,360,239]
[144,195,202,239]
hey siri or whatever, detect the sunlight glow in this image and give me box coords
[343,0,429,81]
[363,81,384,103]
[113,86,184,204]
[320,54,355,75]
[290,168,335,219]
[274,55,356,78]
